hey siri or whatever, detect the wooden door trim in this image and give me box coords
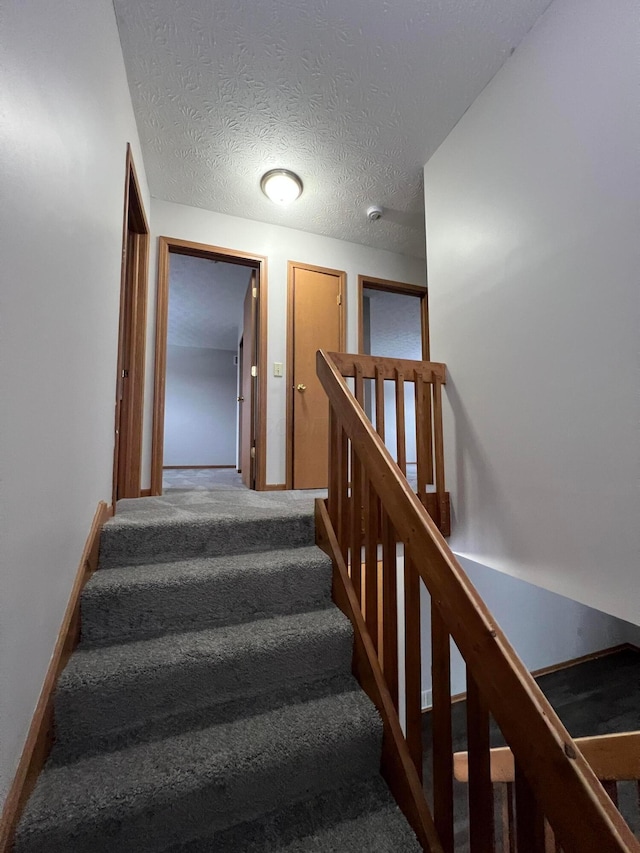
[358,275,429,360]
[112,144,150,507]
[285,261,346,490]
[151,237,268,494]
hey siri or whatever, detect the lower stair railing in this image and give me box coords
[315,349,639,852]
[454,731,640,851]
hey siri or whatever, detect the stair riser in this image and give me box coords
[163,778,412,853]
[81,561,332,646]
[50,674,353,767]
[17,727,382,853]
[53,626,354,762]
[99,515,316,569]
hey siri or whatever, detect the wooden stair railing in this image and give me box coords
[454,732,640,850]
[315,349,639,853]
[326,352,450,535]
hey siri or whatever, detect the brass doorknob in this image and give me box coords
[296,383,307,392]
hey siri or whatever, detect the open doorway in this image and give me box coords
[358,275,428,360]
[151,238,267,495]
[162,255,250,491]
[358,275,428,483]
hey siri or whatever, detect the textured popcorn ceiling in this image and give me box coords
[168,254,252,349]
[114,0,552,258]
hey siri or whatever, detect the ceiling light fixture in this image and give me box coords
[260,169,303,205]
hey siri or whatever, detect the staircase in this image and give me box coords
[15,493,420,852]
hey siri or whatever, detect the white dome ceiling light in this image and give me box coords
[260,169,303,205]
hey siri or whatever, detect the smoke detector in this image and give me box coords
[366,205,384,222]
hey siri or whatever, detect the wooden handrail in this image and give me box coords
[327,351,447,383]
[454,731,640,784]
[317,348,638,852]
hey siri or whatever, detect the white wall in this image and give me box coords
[144,200,427,486]
[420,558,640,707]
[0,0,149,811]
[423,0,640,625]
[164,346,238,466]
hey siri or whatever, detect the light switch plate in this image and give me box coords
[273,362,284,377]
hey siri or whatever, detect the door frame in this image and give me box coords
[285,260,346,490]
[237,336,244,473]
[151,237,268,494]
[112,144,150,506]
[358,274,429,359]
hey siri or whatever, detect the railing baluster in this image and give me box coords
[328,408,339,529]
[395,368,407,475]
[404,549,422,781]
[364,477,379,651]
[350,445,363,603]
[354,361,364,407]
[467,673,495,852]
[515,762,546,852]
[414,369,428,497]
[375,364,385,442]
[381,509,399,710]
[432,601,454,853]
[500,782,516,853]
[425,372,434,485]
[337,426,349,560]
[433,374,447,530]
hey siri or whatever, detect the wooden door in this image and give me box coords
[288,263,345,489]
[112,146,149,505]
[115,230,136,493]
[240,273,256,488]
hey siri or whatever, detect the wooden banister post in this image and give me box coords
[514,763,546,852]
[364,477,379,651]
[404,550,423,782]
[432,601,455,853]
[467,673,495,852]
[381,510,399,710]
[328,407,339,529]
[432,374,449,535]
[395,368,407,475]
[374,364,385,442]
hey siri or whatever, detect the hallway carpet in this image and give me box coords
[15,493,420,852]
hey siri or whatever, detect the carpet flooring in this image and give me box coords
[163,468,262,491]
[15,493,420,852]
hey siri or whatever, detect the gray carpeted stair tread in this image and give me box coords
[99,509,315,568]
[16,689,383,853]
[274,804,421,852]
[114,491,320,522]
[54,607,354,760]
[82,546,332,644]
[164,775,420,852]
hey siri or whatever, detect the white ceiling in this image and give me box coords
[114,0,552,258]
[168,254,252,349]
